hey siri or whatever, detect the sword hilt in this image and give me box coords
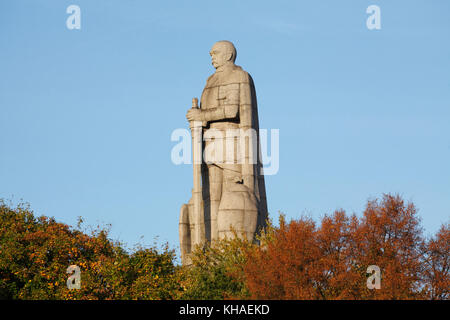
[192,97,198,109]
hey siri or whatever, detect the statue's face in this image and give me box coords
[210,43,231,69]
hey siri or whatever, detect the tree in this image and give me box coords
[313,210,361,299]
[243,215,321,299]
[351,194,425,299]
[239,194,434,300]
[1,195,447,300]
[181,236,252,300]
[0,200,182,300]
[422,223,449,300]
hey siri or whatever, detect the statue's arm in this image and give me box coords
[200,80,247,122]
[199,105,239,122]
[197,73,252,123]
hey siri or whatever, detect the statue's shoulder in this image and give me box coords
[206,73,215,82]
[204,73,218,88]
[205,73,215,84]
[205,65,252,87]
[225,65,251,84]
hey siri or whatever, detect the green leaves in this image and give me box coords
[0,201,182,300]
[1,195,448,300]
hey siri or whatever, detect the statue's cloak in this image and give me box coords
[200,65,268,232]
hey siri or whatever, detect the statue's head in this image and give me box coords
[210,40,237,69]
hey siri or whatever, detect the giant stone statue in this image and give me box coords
[179,41,268,265]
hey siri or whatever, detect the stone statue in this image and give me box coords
[179,40,268,265]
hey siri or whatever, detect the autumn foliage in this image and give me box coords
[239,194,448,300]
[0,194,448,300]
[0,200,183,300]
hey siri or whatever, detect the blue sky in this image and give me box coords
[1,0,449,254]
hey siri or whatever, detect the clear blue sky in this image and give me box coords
[1,1,449,254]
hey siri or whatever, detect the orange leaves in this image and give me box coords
[240,194,448,300]
[245,216,319,299]
[243,214,351,299]
[1,196,447,300]
[421,223,449,300]
[352,194,425,299]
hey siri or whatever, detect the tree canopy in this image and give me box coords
[0,194,448,300]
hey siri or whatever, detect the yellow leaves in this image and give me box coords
[2,202,182,300]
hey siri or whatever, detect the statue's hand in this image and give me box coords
[186,108,203,122]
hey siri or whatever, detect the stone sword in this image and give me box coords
[190,97,204,246]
